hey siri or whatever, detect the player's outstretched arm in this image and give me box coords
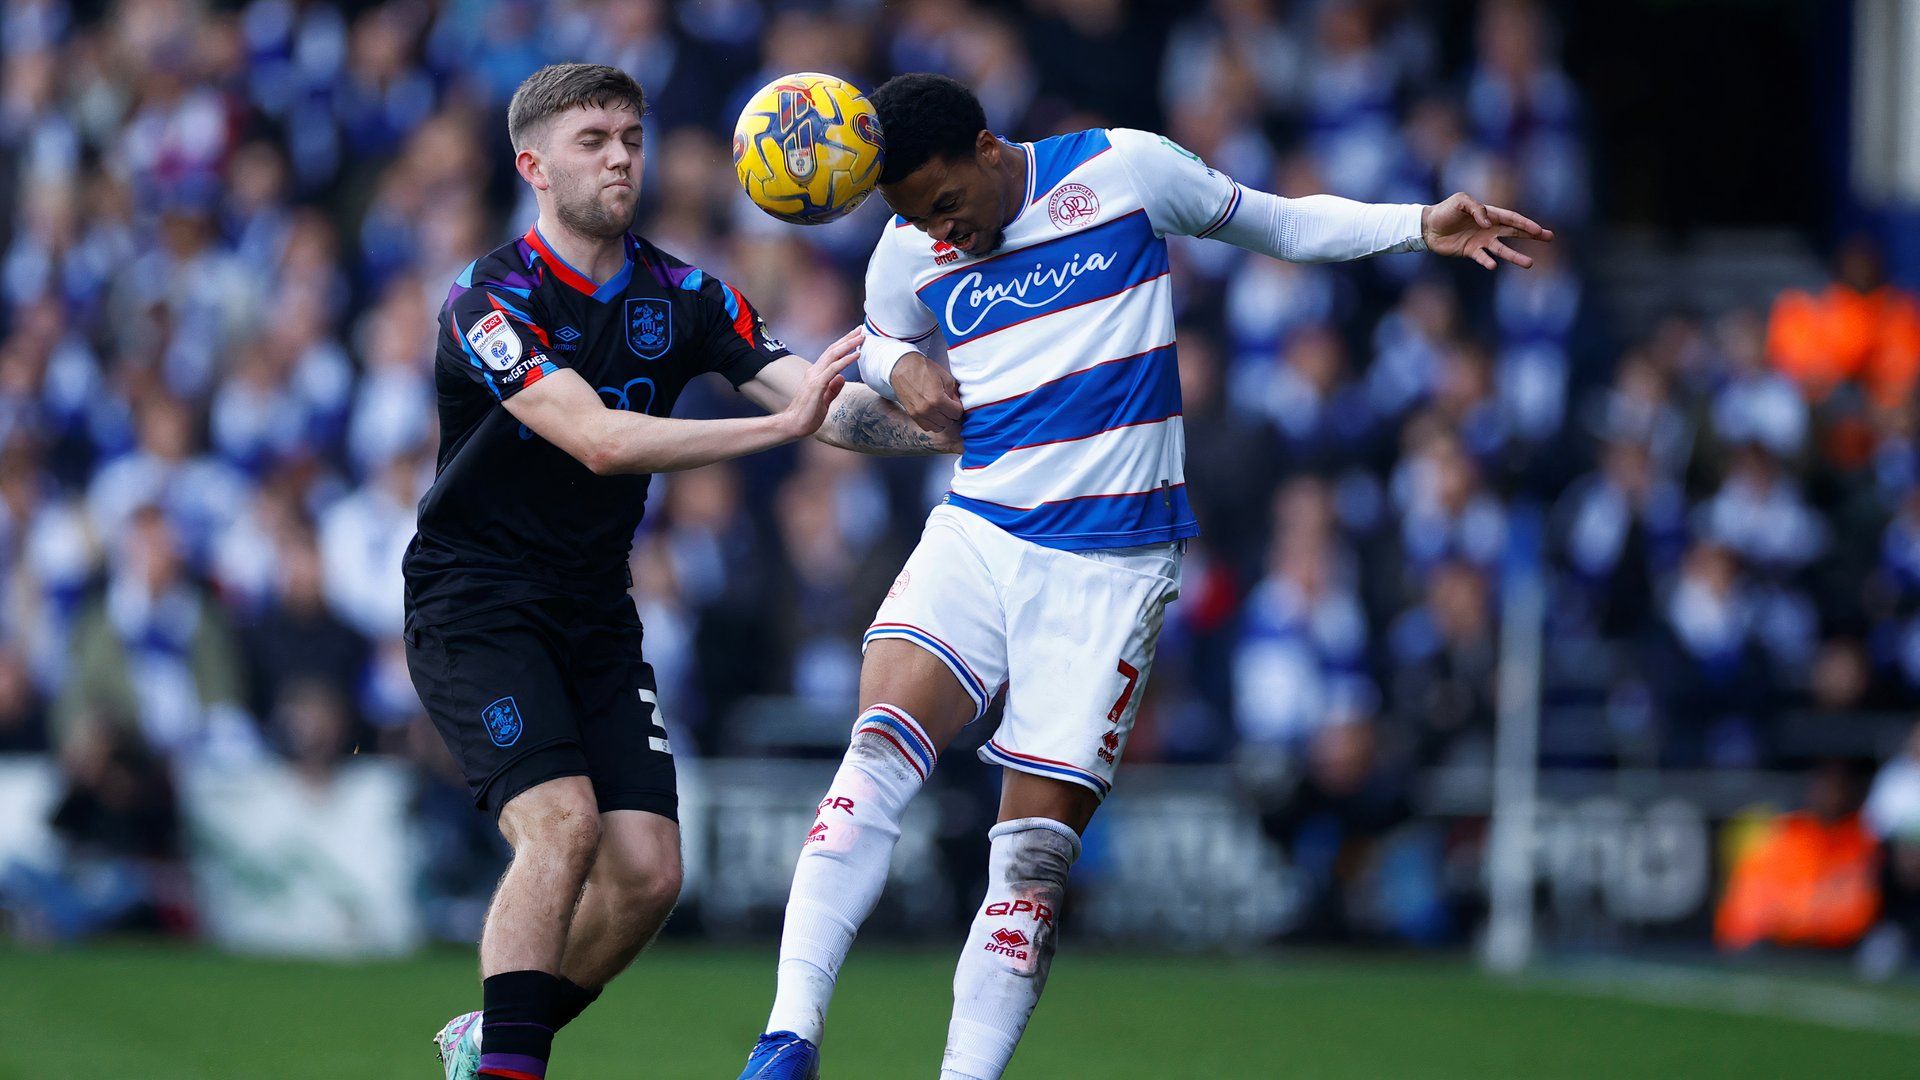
[1107,129,1552,268]
[503,352,853,475]
[742,331,960,456]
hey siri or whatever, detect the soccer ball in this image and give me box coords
[733,72,885,225]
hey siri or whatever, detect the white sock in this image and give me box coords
[765,704,935,1042]
[940,818,1080,1080]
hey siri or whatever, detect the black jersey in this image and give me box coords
[403,226,790,624]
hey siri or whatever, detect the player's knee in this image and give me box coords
[847,703,938,784]
[846,726,906,775]
[503,784,603,870]
[622,855,683,921]
[991,818,1076,897]
[595,836,683,919]
[641,858,683,920]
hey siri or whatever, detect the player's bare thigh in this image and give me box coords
[860,638,977,754]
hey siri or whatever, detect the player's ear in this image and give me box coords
[975,129,999,166]
[516,147,548,191]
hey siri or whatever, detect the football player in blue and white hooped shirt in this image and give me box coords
[737,74,1553,1080]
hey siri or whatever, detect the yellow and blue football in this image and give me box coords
[733,72,885,225]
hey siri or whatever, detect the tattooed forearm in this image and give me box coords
[818,386,957,456]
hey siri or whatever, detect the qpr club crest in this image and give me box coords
[1047,183,1100,229]
[625,297,672,359]
[481,696,523,748]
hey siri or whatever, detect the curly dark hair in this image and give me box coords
[871,73,988,185]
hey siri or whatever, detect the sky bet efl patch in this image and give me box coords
[465,310,524,372]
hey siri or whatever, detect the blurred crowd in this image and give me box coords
[0,0,1916,957]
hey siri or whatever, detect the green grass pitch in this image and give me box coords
[0,944,1914,1078]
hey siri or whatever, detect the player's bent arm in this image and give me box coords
[502,366,827,475]
[740,354,957,456]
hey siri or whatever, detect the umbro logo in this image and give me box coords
[555,325,582,343]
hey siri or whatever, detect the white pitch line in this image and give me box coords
[1528,960,1920,1038]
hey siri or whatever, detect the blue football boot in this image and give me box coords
[737,1030,821,1079]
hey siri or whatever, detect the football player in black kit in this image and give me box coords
[406,64,951,1080]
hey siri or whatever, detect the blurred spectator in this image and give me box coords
[268,678,355,786]
[1493,238,1581,446]
[1391,425,1506,584]
[1369,277,1459,422]
[53,506,255,761]
[1554,437,1685,636]
[1717,760,1880,953]
[1655,543,1773,767]
[1388,560,1497,766]
[1709,308,1807,462]
[1860,724,1920,980]
[1767,236,1920,407]
[1694,445,1825,576]
[1250,324,1375,472]
[1233,508,1372,749]
[1866,724,1920,840]
[244,524,370,735]
[87,391,249,570]
[1587,351,1693,479]
[319,448,422,641]
[770,442,900,710]
[0,723,184,940]
[0,643,49,753]
[1179,328,1282,571]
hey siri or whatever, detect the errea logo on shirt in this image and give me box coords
[465,310,524,372]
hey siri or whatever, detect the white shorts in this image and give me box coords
[864,504,1182,798]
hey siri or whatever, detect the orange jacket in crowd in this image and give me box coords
[1714,810,1881,951]
[1767,284,1920,407]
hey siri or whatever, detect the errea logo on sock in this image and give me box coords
[985,927,1031,960]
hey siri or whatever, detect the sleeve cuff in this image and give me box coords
[1401,204,1428,253]
[859,332,925,402]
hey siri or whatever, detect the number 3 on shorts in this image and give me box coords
[1107,659,1140,723]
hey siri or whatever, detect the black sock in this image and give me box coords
[552,977,602,1031]
[479,970,565,1079]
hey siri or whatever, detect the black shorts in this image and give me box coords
[405,595,677,820]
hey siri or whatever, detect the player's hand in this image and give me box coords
[1421,192,1554,270]
[893,352,964,434]
[777,328,859,440]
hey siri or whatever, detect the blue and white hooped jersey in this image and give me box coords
[862,128,1243,552]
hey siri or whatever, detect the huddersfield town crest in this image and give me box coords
[482,696,523,747]
[625,298,671,360]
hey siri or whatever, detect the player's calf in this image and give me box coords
[763,704,938,1043]
[560,812,684,989]
[942,818,1080,1080]
[476,778,603,1080]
